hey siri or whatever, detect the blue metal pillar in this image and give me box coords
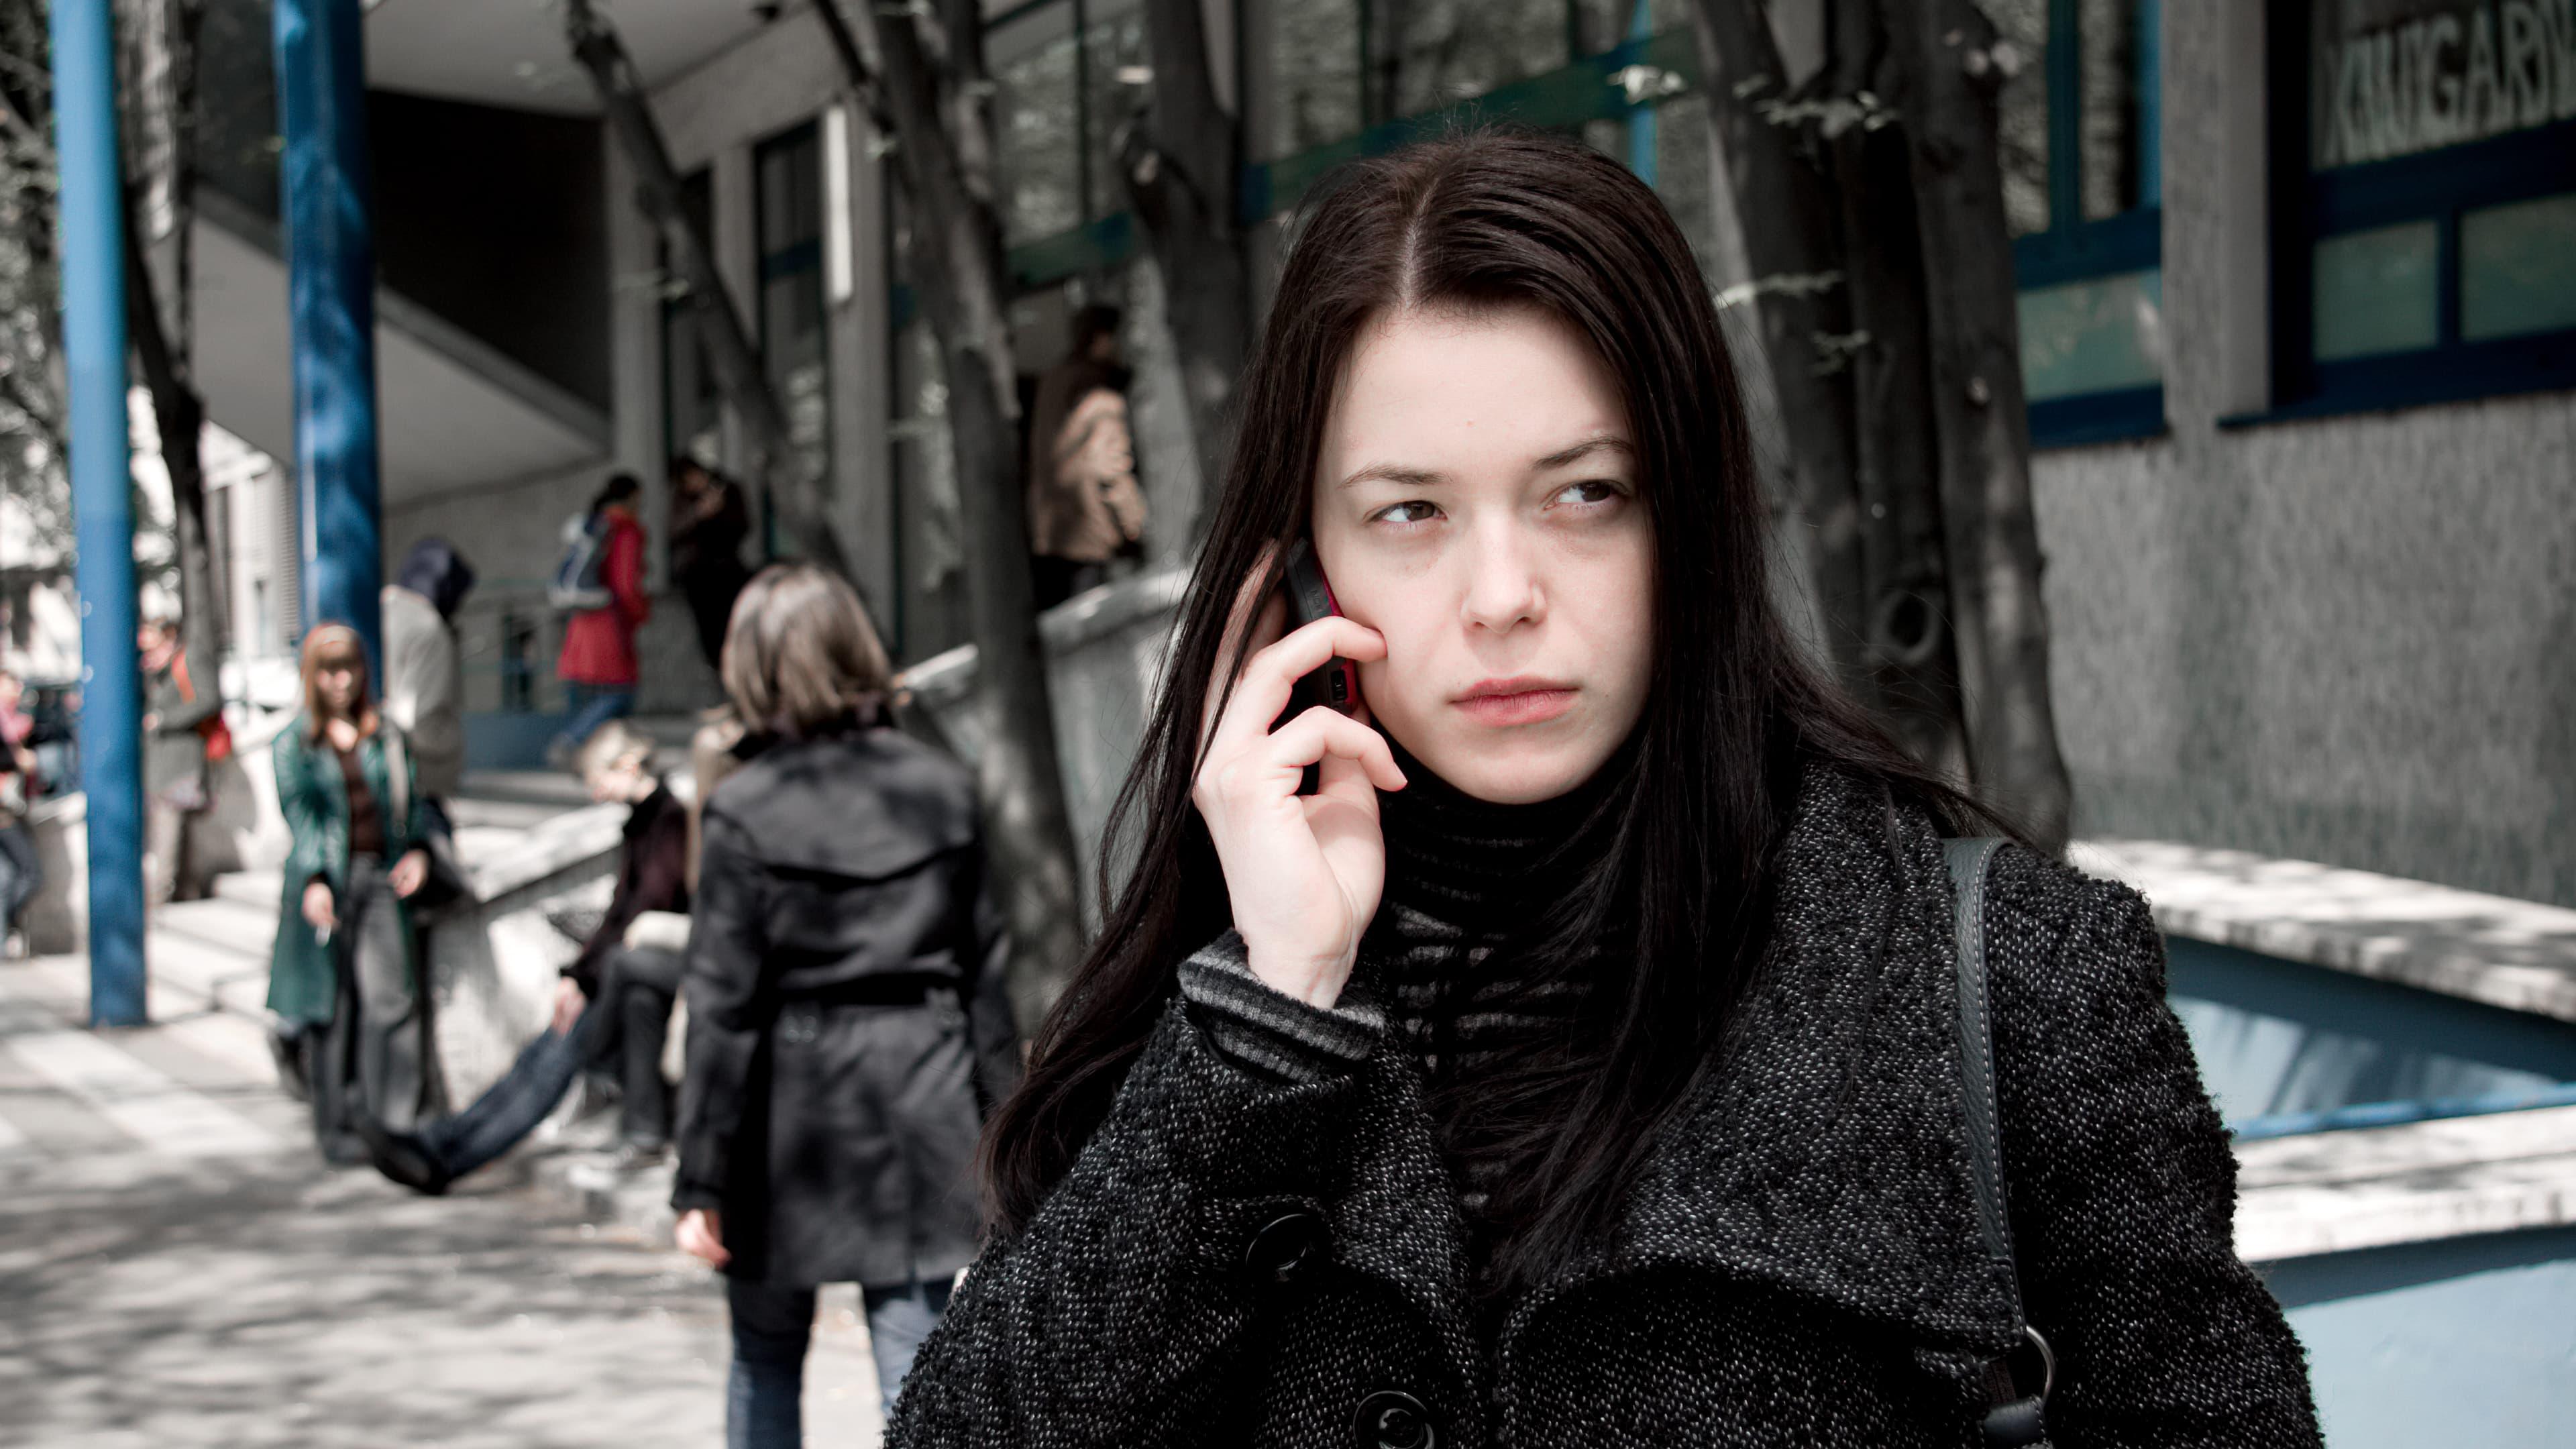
[51,0,148,1026]
[274,0,383,675]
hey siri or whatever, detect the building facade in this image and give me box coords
[181,0,2572,888]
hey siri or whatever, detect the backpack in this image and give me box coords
[548,512,616,612]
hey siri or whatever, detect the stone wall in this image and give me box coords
[2033,5,2576,907]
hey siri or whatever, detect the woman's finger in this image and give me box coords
[1205,617,1390,761]
[1201,545,1286,755]
[1260,705,1409,794]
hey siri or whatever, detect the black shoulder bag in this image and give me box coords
[1942,837,2055,1449]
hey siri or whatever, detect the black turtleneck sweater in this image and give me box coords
[1175,733,1629,1230]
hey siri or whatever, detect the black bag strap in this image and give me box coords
[1941,837,2053,1449]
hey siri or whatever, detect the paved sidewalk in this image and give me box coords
[0,945,883,1448]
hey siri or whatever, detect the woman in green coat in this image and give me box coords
[267,623,435,1165]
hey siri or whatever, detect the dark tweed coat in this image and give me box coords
[887,763,2321,1447]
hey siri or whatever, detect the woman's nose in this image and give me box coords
[1458,523,1543,633]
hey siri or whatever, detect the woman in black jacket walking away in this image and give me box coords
[675,563,1021,1448]
[888,132,2320,1448]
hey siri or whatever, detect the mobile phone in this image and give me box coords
[1275,538,1359,796]
[1280,537,1358,716]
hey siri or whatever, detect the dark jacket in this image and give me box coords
[887,763,2321,1448]
[674,724,1022,1290]
[564,783,690,996]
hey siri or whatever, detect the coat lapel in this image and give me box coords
[1546,762,2022,1352]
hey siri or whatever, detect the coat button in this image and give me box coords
[1241,1210,1328,1287]
[1352,1389,1438,1449]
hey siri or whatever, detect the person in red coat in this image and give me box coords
[549,474,652,771]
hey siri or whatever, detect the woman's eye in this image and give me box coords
[1553,480,1626,507]
[1368,500,1442,525]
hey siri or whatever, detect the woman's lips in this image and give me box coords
[1452,684,1577,726]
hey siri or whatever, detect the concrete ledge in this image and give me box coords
[2074,839,2576,1024]
[2236,1104,2576,1262]
[899,564,1191,707]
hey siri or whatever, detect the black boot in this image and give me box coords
[364,1127,453,1196]
[268,1024,312,1103]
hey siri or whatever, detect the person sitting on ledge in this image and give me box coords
[366,721,690,1193]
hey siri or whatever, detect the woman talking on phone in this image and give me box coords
[888,133,2319,1448]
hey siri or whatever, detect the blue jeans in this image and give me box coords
[412,946,681,1177]
[554,684,636,755]
[726,1275,955,1447]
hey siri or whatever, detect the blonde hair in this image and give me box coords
[718,564,893,737]
[298,624,379,741]
[577,720,653,786]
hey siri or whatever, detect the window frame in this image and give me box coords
[2252,0,2576,425]
[2010,0,2168,449]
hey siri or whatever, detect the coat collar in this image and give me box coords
[1560,761,2019,1350]
[1342,760,2022,1355]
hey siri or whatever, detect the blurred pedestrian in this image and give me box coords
[1024,303,1145,608]
[383,538,476,809]
[0,668,40,951]
[267,624,436,1166]
[667,457,753,674]
[672,564,1020,1444]
[549,473,651,771]
[363,721,691,1194]
[383,537,477,905]
[139,617,224,904]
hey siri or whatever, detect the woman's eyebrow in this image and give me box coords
[1532,435,1634,469]
[1334,461,1447,491]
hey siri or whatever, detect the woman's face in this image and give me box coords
[317,663,360,718]
[1309,303,1655,804]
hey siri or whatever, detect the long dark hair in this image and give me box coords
[981,130,2015,1301]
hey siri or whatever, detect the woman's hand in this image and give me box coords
[388,848,430,900]
[551,977,587,1036]
[677,1208,730,1268]
[1191,552,1407,1010]
[301,879,337,933]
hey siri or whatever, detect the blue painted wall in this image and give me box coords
[2166,936,2576,1125]
[2264,1226,2576,1448]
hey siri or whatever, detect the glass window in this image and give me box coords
[2020,269,2165,398]
[2312,221,2440,361]
[995,6,1083,244]
[1273,0,1364,158]
[2280,0,2576,410]
[1379,1,1570,121]
[757,122,831,553]
[1991,0,2053,237]
[2308,0,2576,170]
[2460,191,2576,341]
[2080,0,2157,219]
[661,170,722,469]
[1083,0,1152,221]
[2009,0,2164,439]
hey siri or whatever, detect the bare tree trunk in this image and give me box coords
[561,0,850,577]
[117,0,225,672]
[1123,0,1250,516]
[1823,0,1968,782]
[1874,0,2072,847]
[1688,0,1871,694]
[1692,0,1972,782]
[814,0,1086,1028]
